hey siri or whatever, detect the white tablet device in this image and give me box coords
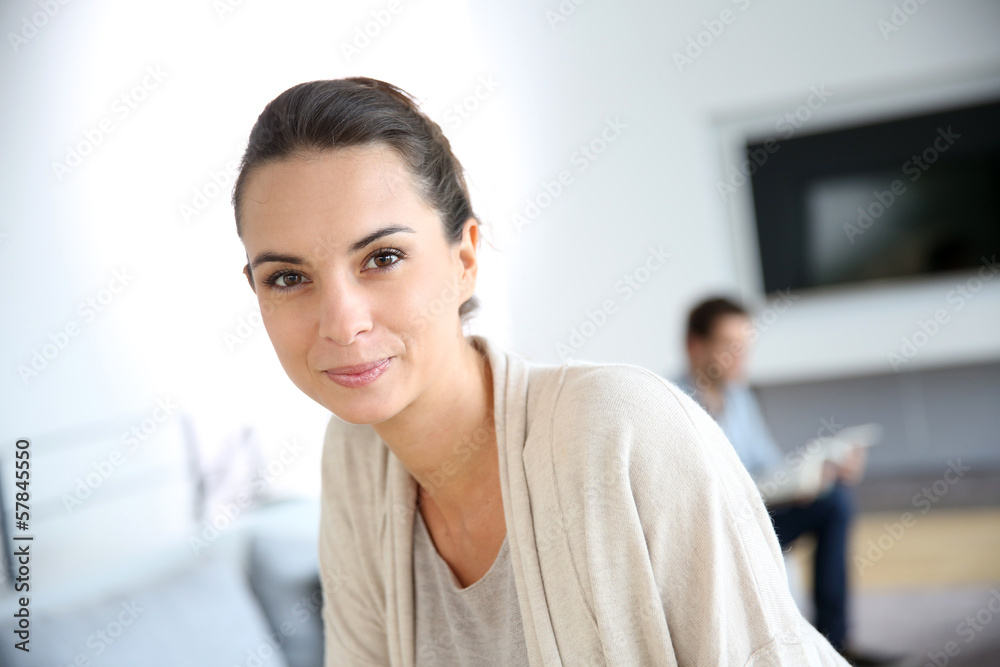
[757,423,883,505]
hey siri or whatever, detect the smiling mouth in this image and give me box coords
[324,358,392,388]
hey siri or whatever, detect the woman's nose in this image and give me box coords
[316,277,373,346]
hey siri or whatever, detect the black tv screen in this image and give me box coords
[746,98,1000,294]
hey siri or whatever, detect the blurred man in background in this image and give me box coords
[674,297,898,666]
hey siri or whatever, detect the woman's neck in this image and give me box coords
[373,335,499,527]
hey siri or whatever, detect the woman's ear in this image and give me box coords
[243,263,256,293]
[457,217,479,301]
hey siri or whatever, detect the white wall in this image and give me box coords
[0,0,516,497]
[464,0,1000,383]
[2,0,999,496]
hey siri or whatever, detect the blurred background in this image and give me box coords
[0,0,998,664]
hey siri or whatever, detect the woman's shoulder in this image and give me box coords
[322,412,376,455]
[320,414,389,499]
[550,360,706,426]
[534,359,736,473]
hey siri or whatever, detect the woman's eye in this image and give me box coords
[365,250,403,270]
[276,273,302,287]
[266,271,305,289]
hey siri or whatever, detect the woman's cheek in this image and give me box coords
[415,273,463,330]
[261,302,306,358]
[391,283,433,337]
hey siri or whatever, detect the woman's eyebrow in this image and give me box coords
[348,224,416,252]
[251,224,417,269]
[251,251,305,269]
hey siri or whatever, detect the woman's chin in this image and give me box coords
[321,394,399,426]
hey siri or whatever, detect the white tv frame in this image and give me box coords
[712,64,1000,385]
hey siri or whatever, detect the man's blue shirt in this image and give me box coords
[674,372,783,480]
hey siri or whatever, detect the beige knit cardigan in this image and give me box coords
[319,334,850,666]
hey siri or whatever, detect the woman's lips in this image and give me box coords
[325,358,391,388]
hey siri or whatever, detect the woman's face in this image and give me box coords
[238,144,478,425]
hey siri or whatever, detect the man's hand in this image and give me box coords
[835,445,867,485]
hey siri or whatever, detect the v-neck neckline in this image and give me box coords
[414,506,509,592]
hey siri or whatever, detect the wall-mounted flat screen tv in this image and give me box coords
[747,98,1000,294]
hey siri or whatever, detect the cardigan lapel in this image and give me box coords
[475,335,564,667]
[386,434,418,667]
[381,334,564,667]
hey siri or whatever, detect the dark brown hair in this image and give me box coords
[686,296,747,340]
[232,77,481,320]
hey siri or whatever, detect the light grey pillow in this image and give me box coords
[249,533,324,667]
[0,556,289,667]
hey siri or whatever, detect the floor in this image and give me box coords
[786,507,1000,665]
[850,506,1000,589]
